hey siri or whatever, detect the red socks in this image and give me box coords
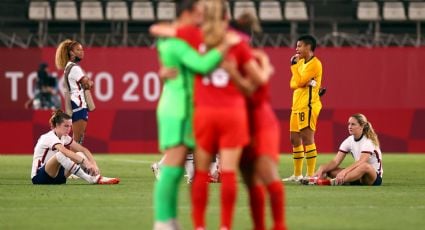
[267,181,286,230]
[249,185,266,230]
[191,170,209,229]
[220,171,237,229]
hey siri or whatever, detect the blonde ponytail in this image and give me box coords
[351,113,380,147]
[202,0,227,49]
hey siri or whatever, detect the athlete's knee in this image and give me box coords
[290,133,302,146]
[300,129,315,145]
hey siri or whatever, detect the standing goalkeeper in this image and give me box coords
[283,35,323,182]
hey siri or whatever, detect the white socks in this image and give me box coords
[55,152,98,184]
[185,153,195,181]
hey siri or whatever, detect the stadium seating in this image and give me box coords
[131,1,155,21]
[284,0,308,21]
[259,0,283,21]
[106,1,129,21]
[2,0,422,47]
[80,0,103,21]
[383,1,406,21]
[408,2,425,21]
[357,1,380,21]
[29,1,51,20]
[54,0,78,21]
[233,0,258,19]
[156,1,175,21]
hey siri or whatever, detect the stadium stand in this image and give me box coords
[157,1,176,20]
[54,1,78,21]
[0,0,424,47]
[131,1,155,21]
[233,0,258,19]
[258,0,283,21]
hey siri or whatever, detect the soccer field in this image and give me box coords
[0,154,424,230]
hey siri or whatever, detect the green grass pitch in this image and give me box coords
[0,154,424,229]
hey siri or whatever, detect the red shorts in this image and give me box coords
[194,107,249,154]
[244,103,280,162]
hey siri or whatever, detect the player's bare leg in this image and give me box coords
[72,120,87,145]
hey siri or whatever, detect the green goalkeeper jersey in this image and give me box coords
[156,37,222,150]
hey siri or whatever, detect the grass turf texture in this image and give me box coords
[0,154,424,229]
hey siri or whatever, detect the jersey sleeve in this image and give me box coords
[176,40,223,75]
[290,58,321,89]
[235,41,253,66]
[338,136,352,154]
[69,65,85,83]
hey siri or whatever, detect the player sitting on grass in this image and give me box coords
[31,110,120,185]
[302,113,383,186]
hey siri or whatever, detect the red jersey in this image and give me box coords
[249,84,271,107]
[176,25,203,49]
[195,39,252,108]
[177,27,252,108]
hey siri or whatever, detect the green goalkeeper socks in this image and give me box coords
[153,165,184,222]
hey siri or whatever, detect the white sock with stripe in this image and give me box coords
[55,152,98,184]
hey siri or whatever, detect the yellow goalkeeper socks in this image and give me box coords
[292,145,304,176]
[305,144,318,177]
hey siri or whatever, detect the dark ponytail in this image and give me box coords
[49,109,71,128]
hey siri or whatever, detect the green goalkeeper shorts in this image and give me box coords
[157,113,195,151]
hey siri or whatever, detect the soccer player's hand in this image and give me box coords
[159,67,178,80]
[308,79,317,87]
[314,167,326,179]
[318,87,327,97]
[82,160,97,176]
[335,171,346,184]
[224,31,241,46]
[290,54,299,65]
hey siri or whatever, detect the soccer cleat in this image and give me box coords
[300,176,318,185]
[185,174,193,184]
[209,171,221,183]
[68,174,80,179]
[317,178,331,186]
[151,162,160,180]
[170,219,182,230]
[282,175,304,182]
[330,178,341,186]
[96,176,120,184]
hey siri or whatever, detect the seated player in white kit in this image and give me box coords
[31,110,120,185]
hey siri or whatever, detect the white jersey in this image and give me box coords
[31,130,73,178]
[339,135,383,177]
[65,61,87,109]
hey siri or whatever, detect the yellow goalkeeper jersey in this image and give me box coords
[290,56,323,111]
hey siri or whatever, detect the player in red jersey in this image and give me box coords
[150,2,273,229]
[222,13,287,230]
[189,2,247,229]
[189,2,283,230]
